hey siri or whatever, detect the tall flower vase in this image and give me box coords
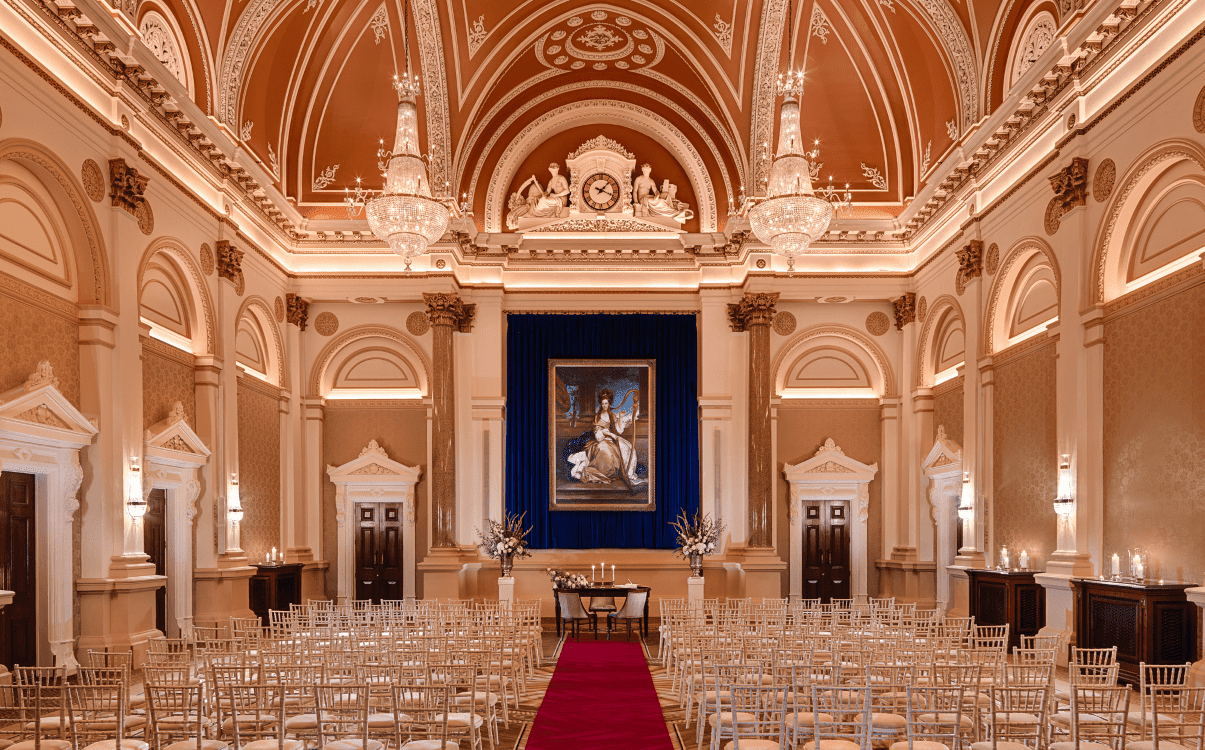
[500,552,514,577]
[689,552,703,577]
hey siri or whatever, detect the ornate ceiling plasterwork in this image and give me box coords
[480,98,720,233]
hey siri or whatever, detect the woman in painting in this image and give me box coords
[567,389,648,490]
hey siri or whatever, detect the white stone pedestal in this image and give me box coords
[688,576,705,610]
[1034,572,1080,666]
[498,576,515,609]
[1187,586,1205,687]
[0,590,12,683]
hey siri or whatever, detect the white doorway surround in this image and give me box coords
[922,426,962,613]
[327,441,421,602]
[0,361,98,668]
[143,403,211,641]
[784,439,878,601]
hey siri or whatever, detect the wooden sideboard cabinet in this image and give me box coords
[967,568,1046,652]
[250,563,302,626]
[1072,578,1198,685]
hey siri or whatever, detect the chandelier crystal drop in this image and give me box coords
[346,74,451,269]
[747,70,839,271]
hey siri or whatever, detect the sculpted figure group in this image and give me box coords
[506,160,693,229]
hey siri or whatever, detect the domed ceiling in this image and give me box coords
[149,0,1060,233]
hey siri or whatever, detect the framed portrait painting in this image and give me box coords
[548,359,655,511]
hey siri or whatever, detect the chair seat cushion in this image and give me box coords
[890,741,950,750]
[865,712,907,730]
[7,741,72,750]
[241,740,305,750]
[224,714,280,729]
[25,716,70,731]
[433,713,483,729]
[399,742,458,750]
[368,712,413,727]
[803,740,862,750]
[81,741,149,750]
[283,714,318,729]
[787,712,834,728]
[971,742,1031,750]
[323,740,385,750]
[163,740,227,750]
[1051,743,1113,750]
[919,713,974,730]
[723,741,781,750]
[708,712,755,727]
[1127,742,1193,750]
[994,712,1041,724]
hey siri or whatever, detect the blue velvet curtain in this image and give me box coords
[505,313,699,549]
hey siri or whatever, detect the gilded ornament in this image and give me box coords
[286,293,310,331]
[772,311,797,336]
[956,240,984,289]
[891,293,916,330]
[1049,156,1090,213]
[314,312,339,336]
[1093,159,1116,203]
[423,292,475,332]
[234,273,245,296]
[200,243,214,275]
[81,159,105,202]
[135,198,154,235]
[726,292,779,332]
[866,312,890,336]
[985,243,1000,275]
[406,311,431,335]
[274,296,285,323]
[756,259,767,269]
[1044,197,1062,236]
[215,240,243,281]
[917,296,928,322]
[1194,84,1205,134]
[108,158,148,214]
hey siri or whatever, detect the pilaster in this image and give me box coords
[728,292,778,548]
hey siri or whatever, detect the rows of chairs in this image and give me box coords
[654,597,1204,750]
[2,599,544,750]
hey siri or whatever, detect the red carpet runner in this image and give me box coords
[525,640,673,750]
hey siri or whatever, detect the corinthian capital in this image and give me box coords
[423,293,476,332]
[727,292,780,332]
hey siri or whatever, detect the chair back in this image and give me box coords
[616,591,648,618]
[903,685,964,750]
[1148,686,1205,750]
[67,680,127,750]
[146,682,209,750]
[1067,685,1130,750]
[982,684,1048,746]
[724,684,787,749]
[556,592,589,619]
[14,666,68,742]
[1138,663,1193,740]
[812,684,871,750]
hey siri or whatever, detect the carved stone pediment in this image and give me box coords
[327,441,421,486]
[145,409,211,468]
[0,362,99,449]
[784,438,879,481]
[352,463,396,475]
[922,425,962,477]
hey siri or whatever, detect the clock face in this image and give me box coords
[582,172,620,212]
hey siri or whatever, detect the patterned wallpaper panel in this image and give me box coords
[322,406,429,600]
[238,380,280,563]
[777,405,883,597]
[933,377,964,447]
[1104,283,1205,583]
[992,342,1057,569]
[0,292,80,407]
[142,344,196,429]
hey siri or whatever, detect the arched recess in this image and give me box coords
[0,159,77,296]
[1091,140,1205,305]
[481,100,719,233]
[235,297,285,387]
[137,5,195,99]
[916,296,967,388]
[773,325,898,398]
[0,139,111,310]
[982,0,1060,114]
[137,238,216,356]
[984,238,1061,354]
[309,326,430,400]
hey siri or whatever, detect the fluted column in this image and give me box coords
[423,293,475,548]
[728,292,779,547]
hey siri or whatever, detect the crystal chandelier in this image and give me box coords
[747,69,851,271]
[345,73,451,269]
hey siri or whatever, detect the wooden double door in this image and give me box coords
[144,489,168,634]
[800,499,851,602]
[1,472,37,669]
[355,503,404,603]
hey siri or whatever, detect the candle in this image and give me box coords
[1112,553,1120,576]
[1020,550,1029,570]
[591,565,595,582]
[271,546,277,562]
[1001,547,1009,570]
[611,564,615,582]
[265,552,270,563]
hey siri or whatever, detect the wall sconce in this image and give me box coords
[127,456,148,518]
[228,471,244,522]
[957,471,974,521]
[1053,453,1075,518]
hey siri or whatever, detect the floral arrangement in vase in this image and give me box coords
[476,511,532,576]
[669,508,725,577]
[546,568,589,589]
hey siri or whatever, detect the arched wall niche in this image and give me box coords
[137,238,216,356]
[1005,8,1057,91]
[137,4,195,99]
[0,160,76,296]
[0,139,111,310]
[234,297,284,387]
[984,238,1061,355]
[915,295,965,388]
[982,0,1060,113]
[310,326,431,400]
[1092,140,1205,306]
[773,325,897,398]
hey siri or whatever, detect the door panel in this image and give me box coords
[144,489,167,634]
[797,499,852,602]
[0,472,37,669]
[354,503,404,603]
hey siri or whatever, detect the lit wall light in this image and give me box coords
[957,471,974,521]
[127,455,148,518]
[228,471,244,522]
[1053,454,1075,517]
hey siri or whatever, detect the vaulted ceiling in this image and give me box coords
[145,0,1062,232]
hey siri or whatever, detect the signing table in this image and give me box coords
[554,585,652,638]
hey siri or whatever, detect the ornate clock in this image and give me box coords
[582,172,620,212]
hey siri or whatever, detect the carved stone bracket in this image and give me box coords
[1049,156,1090,212]
[215,240,244,283]
[892,293,916,330]
[423,292,476,333]
[727,292,780,331]
[286,293,310,331]
[956,240,984,289]
[108,158,148,214]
